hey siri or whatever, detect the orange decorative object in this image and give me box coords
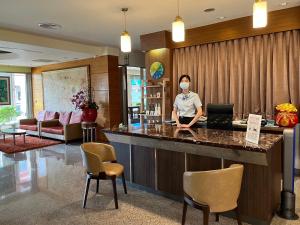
[275,112,298,127]
[275,103,298,127]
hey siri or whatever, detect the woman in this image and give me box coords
[172,74,203,128]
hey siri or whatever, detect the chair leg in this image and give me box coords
[121,172,127,194]
[96,178,100,193]
[203,207,210,225]
[216,213,219,222]
[181,200,187,225]
[235,207,242,225]
[83,175,91,208]
[111,176,118,209]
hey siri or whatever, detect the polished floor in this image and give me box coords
[0,143,299,225]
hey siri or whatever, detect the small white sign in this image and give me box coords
[246,114,262,144]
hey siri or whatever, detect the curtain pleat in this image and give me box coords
[172,30,300,119]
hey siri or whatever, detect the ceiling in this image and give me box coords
[0,0,299,66]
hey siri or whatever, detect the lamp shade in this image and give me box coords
[172,16,185,42]
[121,31,131,53]
[253,0,268,28]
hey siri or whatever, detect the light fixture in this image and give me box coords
[253,0,268,28]
[217,16,226,20]
[38,22,62,30]
[120,8,131,53]
[172,0,185,42]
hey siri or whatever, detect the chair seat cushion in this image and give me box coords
[41,126,64,135]
[20,124,38,131]
[103,163,124,177]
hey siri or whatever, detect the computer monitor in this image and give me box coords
[207,104,234,130]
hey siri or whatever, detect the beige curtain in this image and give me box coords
[173,30,300,119]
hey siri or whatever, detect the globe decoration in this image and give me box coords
[150,62,164,80]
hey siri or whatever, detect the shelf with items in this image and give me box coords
[140,78,169,124]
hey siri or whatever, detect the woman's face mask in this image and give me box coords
[180,82,189,90]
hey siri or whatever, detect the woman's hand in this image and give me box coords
[181,124,191,128]
[176,123,182,127]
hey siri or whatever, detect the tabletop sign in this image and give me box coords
[245,114,262,144]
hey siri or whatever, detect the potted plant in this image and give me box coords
[275,103,298,127]
[71,89,99,122]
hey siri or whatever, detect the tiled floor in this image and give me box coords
[0,143,299,225]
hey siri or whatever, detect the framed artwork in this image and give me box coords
[0,76,11,105]
[42,66,89,112]
[150,61,164,80]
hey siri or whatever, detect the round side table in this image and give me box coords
[81,122,97,142]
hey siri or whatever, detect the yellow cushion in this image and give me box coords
[103,163,124,177]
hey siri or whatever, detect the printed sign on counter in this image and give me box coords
[245,114,262,144]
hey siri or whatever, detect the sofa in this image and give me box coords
[19,111,58,136]
[40,111,82,143]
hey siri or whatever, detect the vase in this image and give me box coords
[275,112,298,127]
[82,108,98,122]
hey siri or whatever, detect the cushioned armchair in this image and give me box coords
[40,111,82,143]
[80,143,127,209]
[182,164,244,225]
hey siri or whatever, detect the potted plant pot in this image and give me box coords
[82,108,98,122]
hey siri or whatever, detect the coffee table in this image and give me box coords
[1,128,26,145]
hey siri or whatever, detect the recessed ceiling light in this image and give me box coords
[38,22,62,30]
[204,8,215,13]
[0,50,12,54]
[217,16,226,20]
[32,59,59,63]
[280,2,288,6]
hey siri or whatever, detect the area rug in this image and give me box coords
[0,136,62,154]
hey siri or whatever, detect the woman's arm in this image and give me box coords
[172,108,181,127]
[181,107,203,128]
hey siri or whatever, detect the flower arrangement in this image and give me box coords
[275,103,298,127]
[275,103,298,113]
[71,89,99,110]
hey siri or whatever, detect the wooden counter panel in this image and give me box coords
[224,141,282,223]
[187,154,221,171]
[111,142,131,181]
[157,149,185,196]
[132,145,155,189]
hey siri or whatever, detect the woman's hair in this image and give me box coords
[179,74,191,84]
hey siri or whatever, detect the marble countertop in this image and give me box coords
[103,123,283,153]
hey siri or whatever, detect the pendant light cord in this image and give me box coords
[124,11,127,31]
[177,0,180,16]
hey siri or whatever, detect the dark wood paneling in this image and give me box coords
[157,149,185,196]
[110,142,131,181]
[140,31,172,52]
[141,6,300,50]
[224,141,282,223]
[108,55,122,128]
[187,154,221,171]
[132,145,155,189]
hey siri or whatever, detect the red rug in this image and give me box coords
[0,136,62,154]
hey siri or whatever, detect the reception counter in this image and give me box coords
[103,124,283,225]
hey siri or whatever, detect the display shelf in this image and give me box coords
[140,78,169,124]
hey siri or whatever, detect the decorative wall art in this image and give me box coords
[42,66,89,112]
[0,77,11,105]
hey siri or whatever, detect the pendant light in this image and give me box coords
[120,8,131,53]
[253,0,268,28]
[172,0,185,42]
